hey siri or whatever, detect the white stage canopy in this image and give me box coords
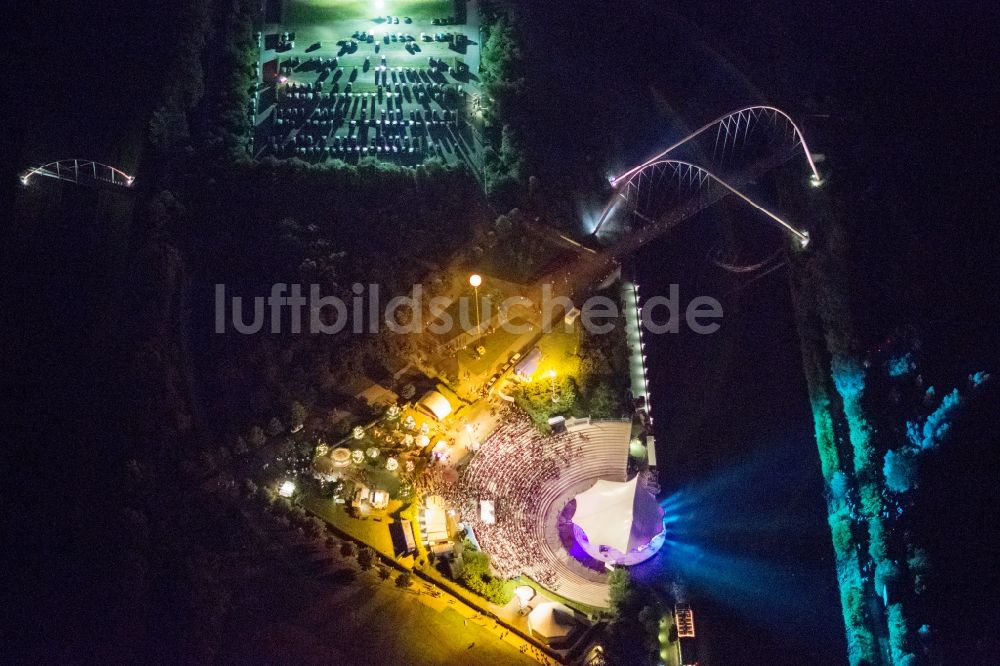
[572,477,640,553]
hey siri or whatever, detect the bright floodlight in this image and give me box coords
[374,0,385,11]
[548,369,556,378]
[799,231,811,249]
[278,480,296,498]
[469,273,482,288]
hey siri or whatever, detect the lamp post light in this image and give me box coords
[549,369,560,404]
[469,273,482,336]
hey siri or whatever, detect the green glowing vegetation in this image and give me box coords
[810,392,841,483]
[793,206,993,665]
[887,603,916,665]
[511,376,580,431]
[790,231,882,665]
[828,511,854,555]
[457,540,512,605]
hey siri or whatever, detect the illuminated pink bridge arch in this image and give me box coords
[611,158,810,245]
[594,106,822,245]
[20,159,135,190]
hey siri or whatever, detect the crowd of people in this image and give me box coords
[259,49,467,162]
[455,408,587,580]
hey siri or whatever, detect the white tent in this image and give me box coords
[514,347,542,378]
[417,390,453,421]
[423,494,450,544]
[572,477,640,554]
[479,499,496,524]
[528,602,576,643]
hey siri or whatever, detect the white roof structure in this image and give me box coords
[331,447,352,467]
[423,494,449,543]
[573,477,639,553]
[528,602,576,641]
[480,499,496,525]
[572,476,664,556]
[417,390,453,421]
[514,347,542,377]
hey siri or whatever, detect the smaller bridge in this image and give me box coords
[20,160,135,190]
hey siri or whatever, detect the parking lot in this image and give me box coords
[256,0,484,166]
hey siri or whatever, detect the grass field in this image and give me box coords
[220,517,535,665]
[536,326,582,378]
[286,0,453,25]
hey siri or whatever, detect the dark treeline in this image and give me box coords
[8,0,488,661]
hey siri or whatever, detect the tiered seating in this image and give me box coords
[459,410,578,577]
[527,421,631,607]
[457,410,632,608]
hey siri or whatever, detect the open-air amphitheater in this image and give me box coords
[457,412,634,608]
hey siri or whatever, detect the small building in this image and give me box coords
[479,499,496,525]
[675,603,696,639]
[417,390,453,421]
[528,602,577,647]
[548,415,567,433]
[514,347,542,379]
[351,483,371,508]
[446,553,465,579]
[371,489,390,510]
[356,382,399,408]
[390,519,417,556]
[421,494,451,551]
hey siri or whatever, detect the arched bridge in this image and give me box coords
[526,105,823,315]
[594,105,822,242]
[20,160,135,191]
[609,105,822,189]
[605,158,809,247]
